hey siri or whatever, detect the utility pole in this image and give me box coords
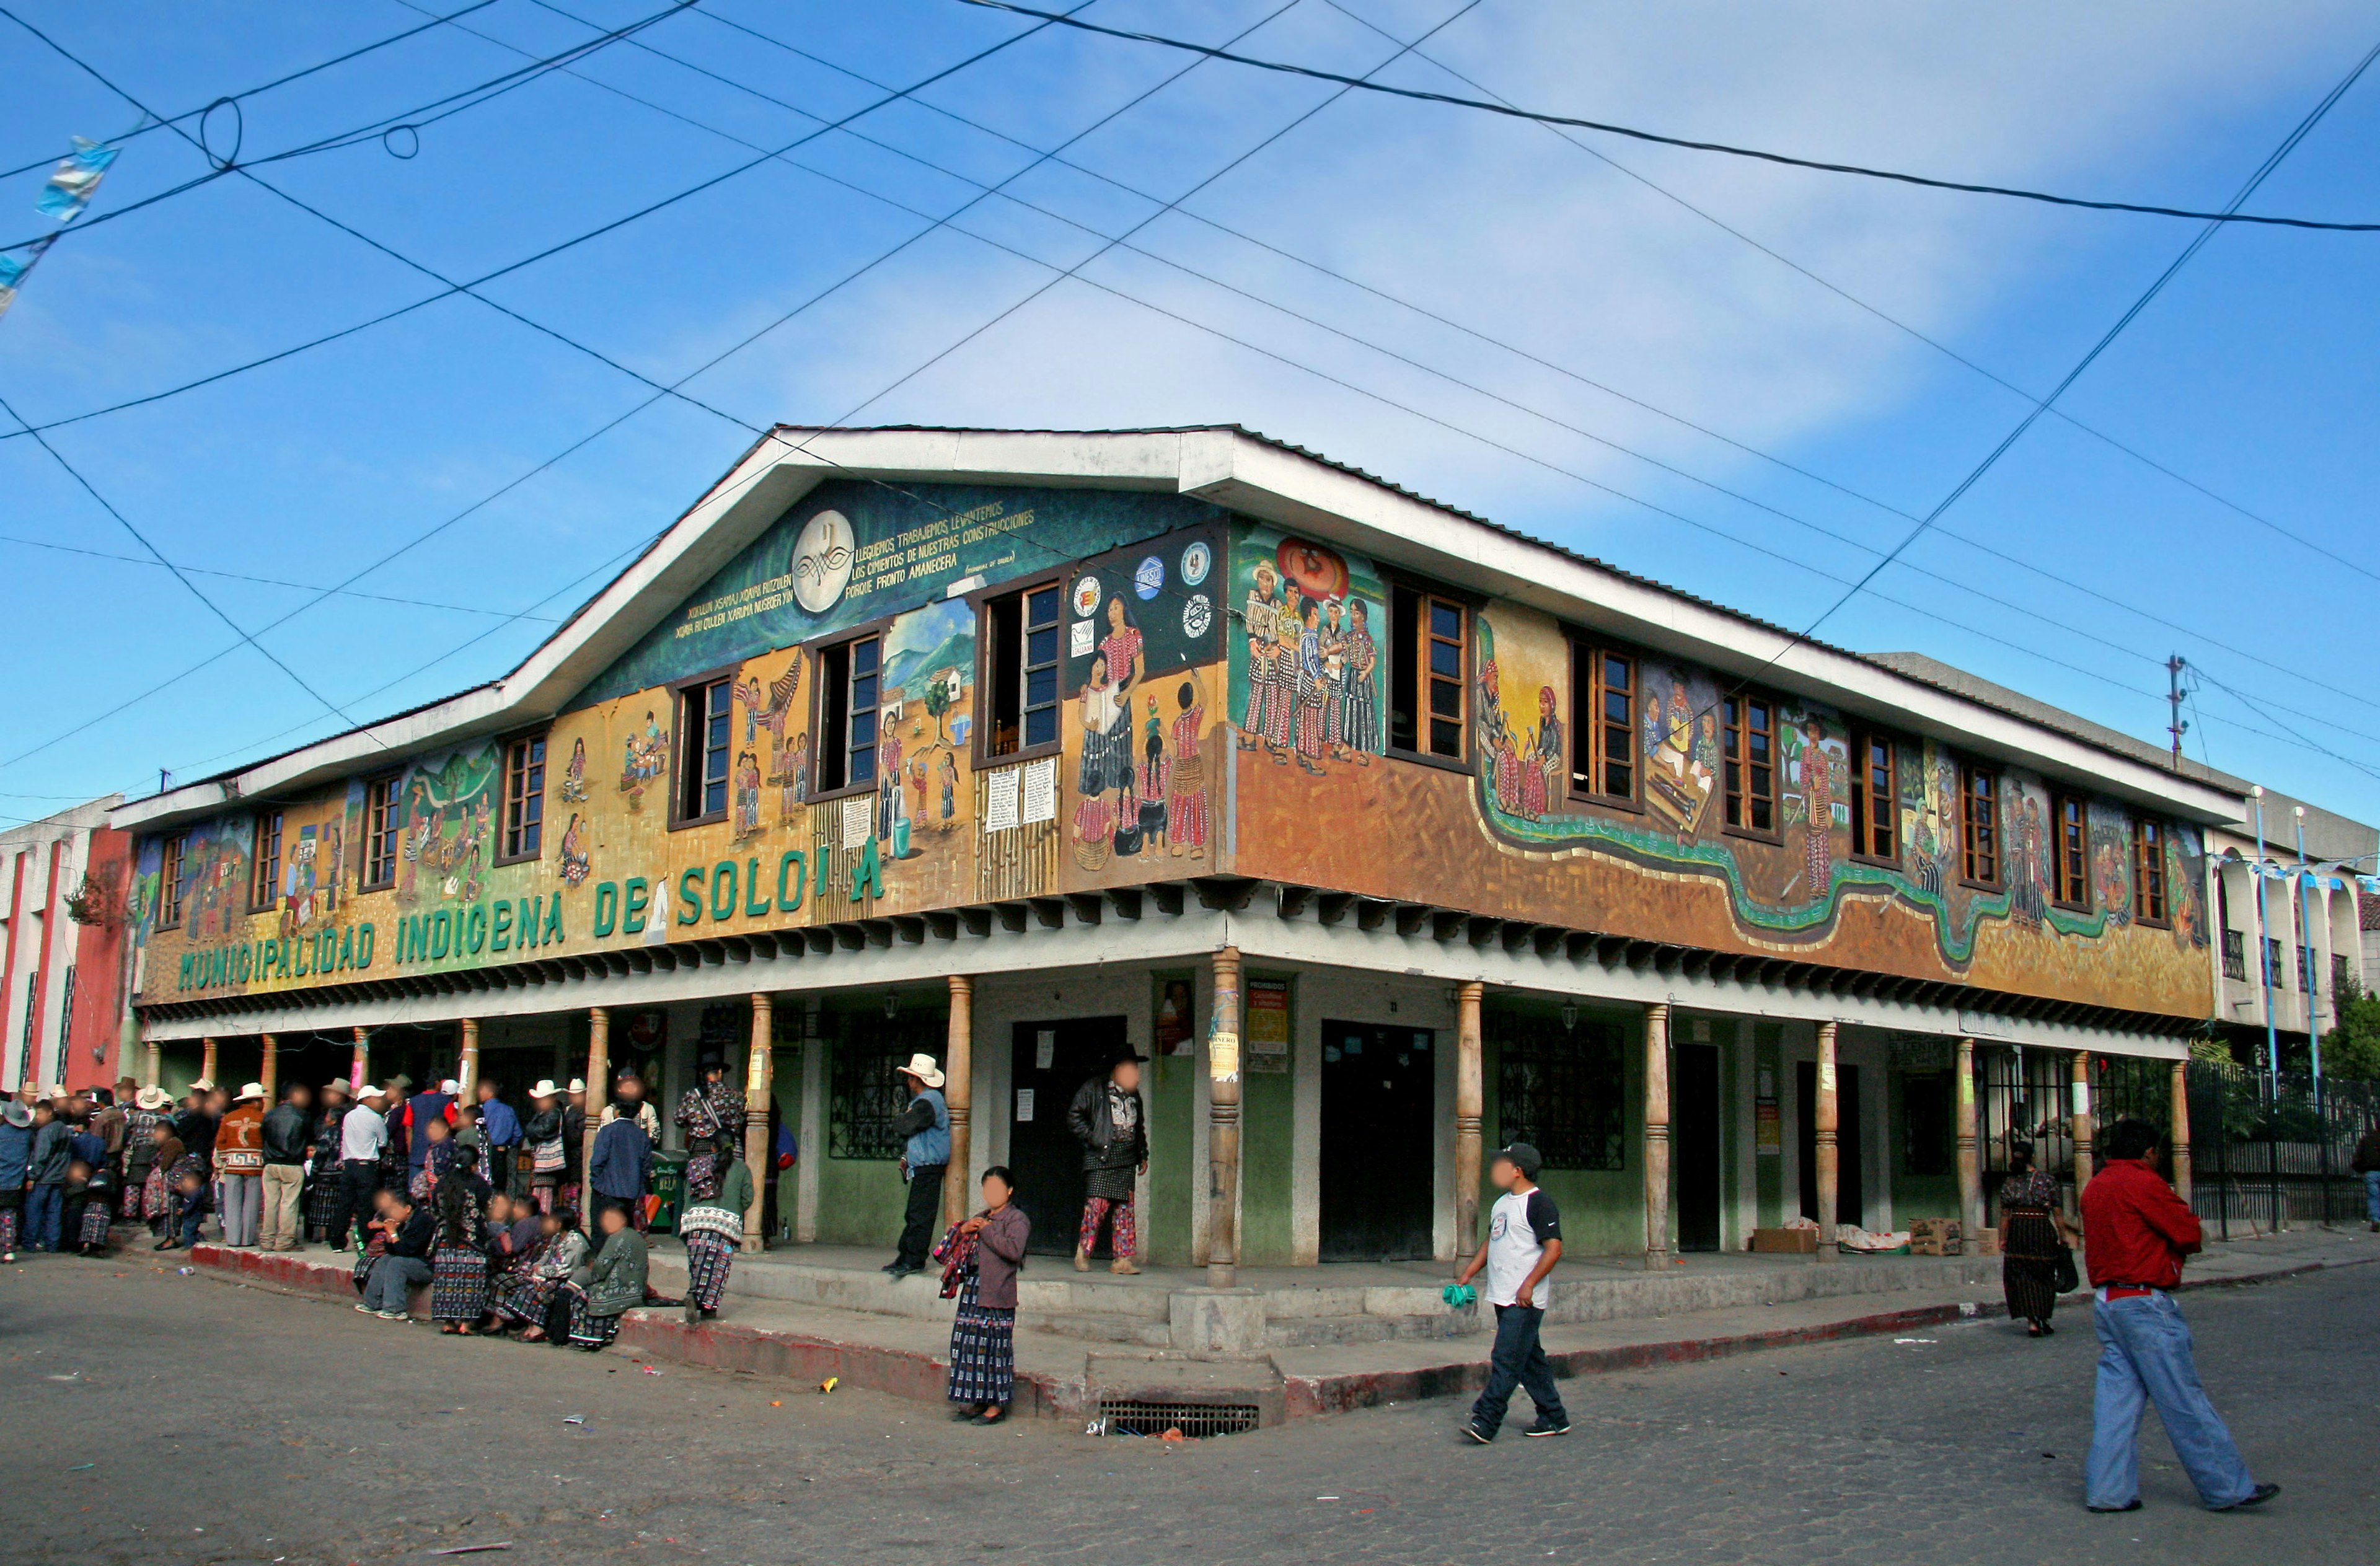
[2167,654,2188,770]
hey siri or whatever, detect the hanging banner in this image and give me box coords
[35,137,118,222]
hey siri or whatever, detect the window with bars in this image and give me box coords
[155,834,187,928]
[361,776,400,890]
[1960,764,2000,886]
[2052,793,2090,909]
[983,582,1062,758]
[2335,951,2351,999]
[1494,1014,1626,1171]
[815,636,881,794]
[2221,928,2247,982]
[1847,732,1895,863]
[1388,584,1466,760]
[676,677,733,824]
[827,1017,943,1159]
[2266,936,2287,988]
[250,811,283,910]
[2130,816,2168,926]
[1721,693,1775,835]
[1567,642,1635,803]
[501,732,547,862]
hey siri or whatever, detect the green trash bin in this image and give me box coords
[650,1150,688,1234]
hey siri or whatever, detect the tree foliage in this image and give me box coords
[2320,972,2380,1081]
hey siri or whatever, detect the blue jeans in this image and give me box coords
[363,1254,431,1313]
[2086,1291,2256,1509]
[2363,1170,2379,1224]
[24,1184,63,1251]
[1469,1303,1566,1436]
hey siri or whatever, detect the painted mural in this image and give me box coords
[1225,545,2212,1018]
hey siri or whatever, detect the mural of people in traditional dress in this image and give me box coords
[1168,669,1209,859]
[619,710,668,810]
[559,736,589,803]
[557,812,591,886]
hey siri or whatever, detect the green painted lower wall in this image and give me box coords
[1239,1048,1297,1265]
[1144,1049,1197,1267]
[1754,1023,1784,1228]
[1479,1003,1646,1257]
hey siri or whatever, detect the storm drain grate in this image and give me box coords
[1099,1399,1261,1439]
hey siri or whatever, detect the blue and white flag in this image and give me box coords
[0,234,56,321]
[34,136,118,222]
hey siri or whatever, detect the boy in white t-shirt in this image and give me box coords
[1453,1142,1568,1442]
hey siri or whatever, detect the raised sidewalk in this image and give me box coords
[184,1227,2376,1425]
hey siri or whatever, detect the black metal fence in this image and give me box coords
[1976,1047,2378,1233]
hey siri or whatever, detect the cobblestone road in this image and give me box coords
[2,1255,2371,1564]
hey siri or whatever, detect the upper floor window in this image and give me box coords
[1388,584,1465,760]
[1567,643,1634,803]
[1721,693,1776,835]
[501,732,547,862]
[1847,732,1895,863]
[982,581,1062,759]
[2131,816,2169,926]
[156,834,187,928]
[676,677,733,825]
[362,776,400,889]
[250,811,283,910]
[1960,763,2000,886]
[815,635,881,795]
[2052,793,2090,909]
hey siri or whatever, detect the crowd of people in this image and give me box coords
[0,1054,763,1353]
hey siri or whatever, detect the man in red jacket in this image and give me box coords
[2078,1117,2276,1514]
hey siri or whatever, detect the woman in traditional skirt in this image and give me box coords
[120,1087,170,1218]
[495,1208,587,1341]
[304,1081,349,1242]
[1341,598,1379,759]
[429,1159,490,1334]
[566,1203,648,1351]
[1998,1141,2074,1337]
[139,1123,185,1236]
[946,1166,1031,1425]
[676,1135,753,1326]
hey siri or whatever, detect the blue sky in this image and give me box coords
[2,0,2376,831]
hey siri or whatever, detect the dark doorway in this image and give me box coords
[1797,1060,1864,1229]
[1320,1021,1436,1262]
[1008,1017,1128,1256]
[1674,1043,1722,1252]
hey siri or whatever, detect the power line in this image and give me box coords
[957,0,2380,232]
[0,532,564,619]
[0,0,502,182]
[2192,664,2380,785]
[0,389,368,732]
[0,1,702,256]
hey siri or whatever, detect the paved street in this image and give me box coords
[2,1256,2373,1565]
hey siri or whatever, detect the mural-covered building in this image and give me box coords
[113,428,2243,1267]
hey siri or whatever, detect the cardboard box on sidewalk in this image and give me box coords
[1909,1218,1963,1256]
[1750,1226,1818,1254]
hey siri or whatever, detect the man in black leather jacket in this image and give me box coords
[1066,1050,1148,1275]
[258,1083,315,1252]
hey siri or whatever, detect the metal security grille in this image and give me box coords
[828,1014,945,1161]
[1100,1400,1260,1439]
[1493,1013,1626,1171]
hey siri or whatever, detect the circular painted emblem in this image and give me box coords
[1072,574,1103,619]
[1180,540,1212,586]
[790,508,855,614]
[1181,592,1212,638]
[1134,555,1165,600]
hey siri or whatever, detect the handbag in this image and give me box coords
[531,1136,565,1174]
[2052,1243,2080,1295]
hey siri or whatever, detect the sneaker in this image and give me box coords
[355,1303,374,1314]
[376,1309,408,1321]
[2216,1484,2280,1511]
[1461,1420,1494,1445]
[2086,1500,2142,1513]
[1524,1417,1572,1438]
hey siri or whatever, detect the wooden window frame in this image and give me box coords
[668,667,737,830]
[496,728,550,866]
[2050,792,2091,912]
[1959,762,2002,890]
[1566,638,1640,810]
[1720,691,1780,842]
[2130,816,2170,928]
[249,809,284,912]
[809,626,889,806]
[973,573,1067,768]
[1845,731,1898,868]
[154,833,187,929]
[1386,578,1472,770]
[359,774,401,892]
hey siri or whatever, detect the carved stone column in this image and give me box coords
[581,1006,610,1221]
[1642,1001,1670,1270]
[457,1018,480,1097]
[1955,1037,1982,1242]
[200,1036,218,1088]
[1815,1020,1840,1260]
[2169,1057,2193,1207]
[350,1026,369,1093]
[2071,1050,2094,1200]
[259,1033,279,1099]
[1207,946,1243,1287]
[1455,982,1486,1259]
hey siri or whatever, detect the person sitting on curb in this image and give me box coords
[1454,1143,1569,1445]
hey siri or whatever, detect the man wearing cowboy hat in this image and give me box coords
[124,1085,173,1221]
[883,1053,950,1282]
[0,1098,33,1261]
[328,1082,390,1252]
[215,1083,270,1247]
